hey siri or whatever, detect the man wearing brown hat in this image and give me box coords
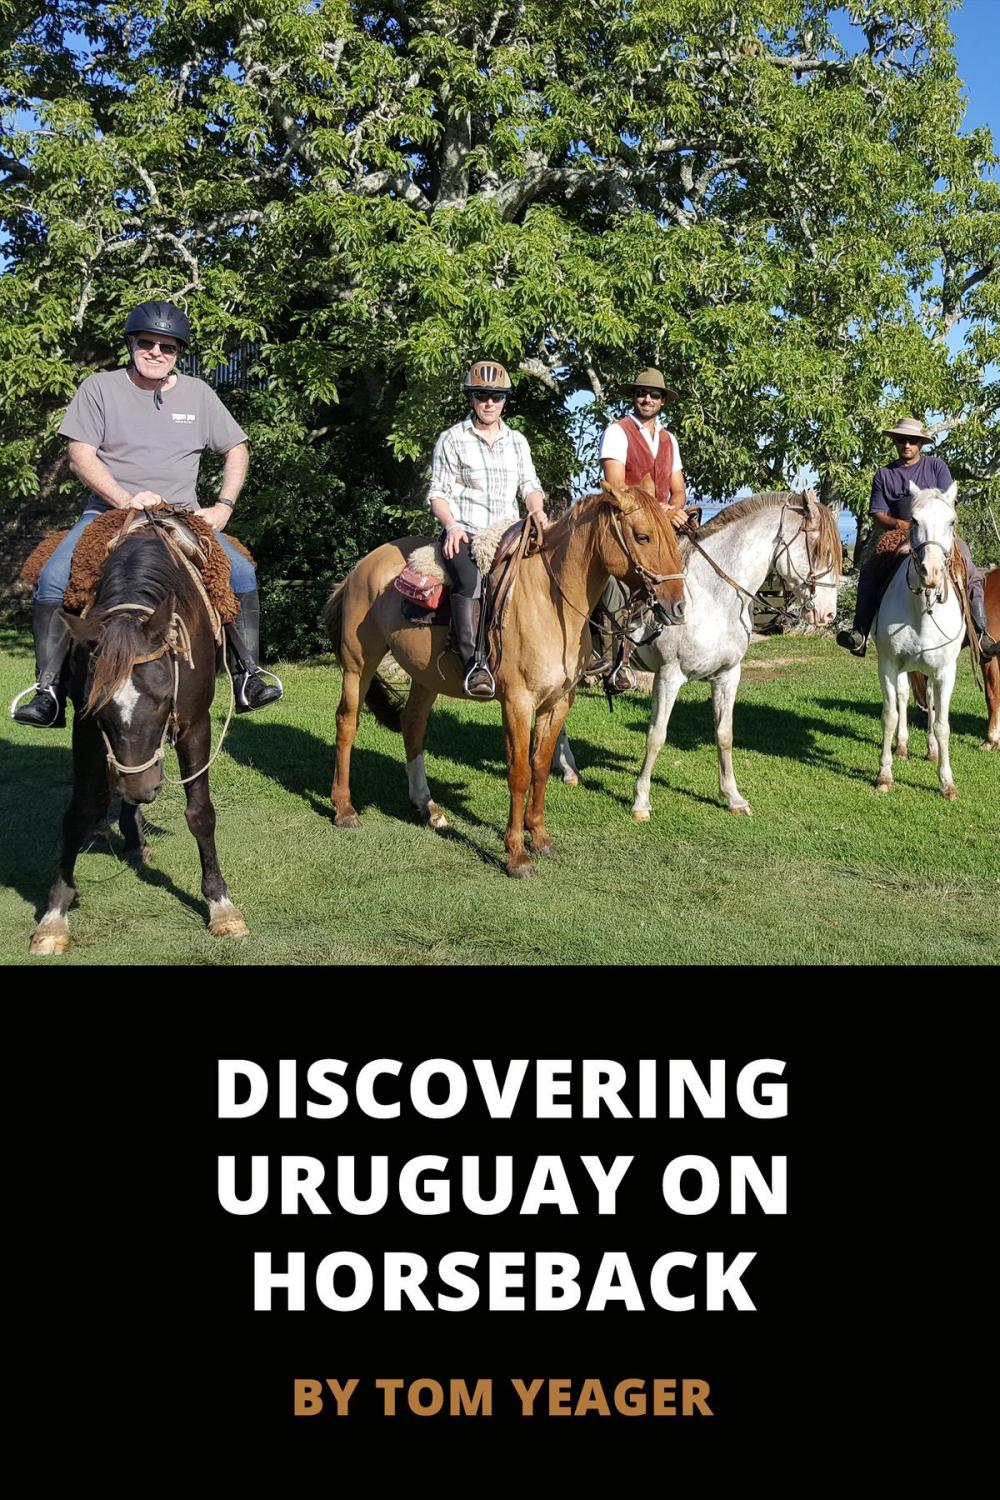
[837,417,997,659]
[600,368,687,528]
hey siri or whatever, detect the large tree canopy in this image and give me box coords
[2,0,997,649]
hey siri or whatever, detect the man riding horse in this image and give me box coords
[12,299,283,728]
[427,360,547,698]
[592,366,687,692]
[837,416,998,661]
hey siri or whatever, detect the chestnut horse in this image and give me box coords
[323,482,686,877]
[29,516,248,954]
[912,565,1000,752]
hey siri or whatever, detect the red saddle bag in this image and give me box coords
[393,563,445,610]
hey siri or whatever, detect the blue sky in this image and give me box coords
[941,0,998,132]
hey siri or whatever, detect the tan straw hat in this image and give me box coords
[883,416,933,442]
[625,367,679,402]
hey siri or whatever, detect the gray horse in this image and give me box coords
[553,490,842,817]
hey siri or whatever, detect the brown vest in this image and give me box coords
[614,419,674,504]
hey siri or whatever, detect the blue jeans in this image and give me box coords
[36,508,257,602]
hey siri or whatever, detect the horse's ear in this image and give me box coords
[638,473,656,499]
[600,480,625,509]
[944,481,958,506]
[144,592,175,641]
[61,611,101,647]
[908,481,921,498]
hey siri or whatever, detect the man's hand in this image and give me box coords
[195,504,231,533]
[667,506,688,530]
[527,509,548,533]
[125,490,165,510]
[442,525,469,560]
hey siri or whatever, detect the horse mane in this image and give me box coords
[695,491,842,575]
[85,530,200,713]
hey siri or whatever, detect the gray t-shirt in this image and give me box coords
[58,368,248,511]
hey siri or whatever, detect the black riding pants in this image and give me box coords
[441,533,480,599]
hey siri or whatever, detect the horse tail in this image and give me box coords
[322,578,348,657]
[364,674,404,733]
[323,573,404,734]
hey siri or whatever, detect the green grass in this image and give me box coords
[1,625,996,965]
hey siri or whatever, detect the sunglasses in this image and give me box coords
[470,388,508,401]
[134,337,181,355]
[634,389,664,400]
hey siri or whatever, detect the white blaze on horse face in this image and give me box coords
[113,675,141,727]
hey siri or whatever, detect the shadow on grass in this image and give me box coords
[0,738,214,929]
[813,695,990,743]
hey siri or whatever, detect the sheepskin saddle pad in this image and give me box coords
[20,508,253,625]
[405,517,521,589]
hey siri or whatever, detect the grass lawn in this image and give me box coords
[1,625,996,965]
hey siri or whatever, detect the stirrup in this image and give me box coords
[980,632,1000,662]
[606,663,636,694]
[462,660,495,700]
[235,667,284,712]
[10,682,61,724]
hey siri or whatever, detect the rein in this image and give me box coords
[683,501,836,632]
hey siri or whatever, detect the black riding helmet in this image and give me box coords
[124,300,191,346]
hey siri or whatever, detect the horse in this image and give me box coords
[322,481,686,877]
[29,512,248,954]
[872,481,965,798]
[552,489,842,817]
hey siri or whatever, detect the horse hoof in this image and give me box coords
[942,785,958,801]
[30,930,69,956]
[506,860,536,879]
[124,845,152,867]
[980,740,998,752]
[533,840,557,858]
[874,780,891,794]
[334,811,361,829]
[632,807,651,822]
[729,803,753,817]
[896,744,908,760]
[562,772,579,786]
[927,749,939,763]
[209,901,250,938]
[426,803,448,829]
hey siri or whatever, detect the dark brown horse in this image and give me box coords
[29,516,247,954]
[323,481,686,877]
[911,565,999,753]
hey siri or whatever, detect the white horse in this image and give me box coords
[553,489,842,816]
[873,480,964,799]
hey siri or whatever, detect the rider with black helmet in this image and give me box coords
[11,300,283,727]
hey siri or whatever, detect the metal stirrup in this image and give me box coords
[236,667,284,708]
[9,682,59,719]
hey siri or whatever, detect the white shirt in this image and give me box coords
[427,415,542,533]
[600,414,683,474]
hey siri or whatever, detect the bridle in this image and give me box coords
[92,602,193,775]
[906,535,952,601]
[682,499,837,628]
[88,517,233,783]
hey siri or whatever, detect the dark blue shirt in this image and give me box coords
[870,454,952,521]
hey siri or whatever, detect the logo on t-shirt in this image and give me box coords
[171,413,197,424]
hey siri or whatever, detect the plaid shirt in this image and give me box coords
[426,415,543,532]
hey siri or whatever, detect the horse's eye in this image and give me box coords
[634,532,650,544]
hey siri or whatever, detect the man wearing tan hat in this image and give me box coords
[600,368,687,529]
[837,417,997,658]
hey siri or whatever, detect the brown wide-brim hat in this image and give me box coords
[883,416,934,442]
[623,367,679,402]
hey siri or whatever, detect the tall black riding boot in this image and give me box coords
[226,590,284,712]
[451,594,494,699]
[10,601,70,727]
[969,588,1000,660]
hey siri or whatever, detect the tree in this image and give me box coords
[2,0,997,652]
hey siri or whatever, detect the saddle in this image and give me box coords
[20,507,249,625]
